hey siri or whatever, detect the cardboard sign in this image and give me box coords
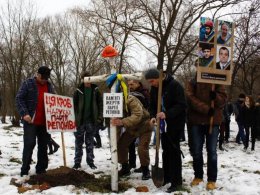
[44,93,76,132]
[197,17,234,85]
[103,93,123,118]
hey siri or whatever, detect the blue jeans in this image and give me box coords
[191,125,219,182]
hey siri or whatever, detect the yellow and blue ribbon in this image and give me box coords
[106,73,128,113]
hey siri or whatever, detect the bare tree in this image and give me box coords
[230,0,260,97]
[0,0,37,126]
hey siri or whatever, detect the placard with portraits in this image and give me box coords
[197,17,234,85]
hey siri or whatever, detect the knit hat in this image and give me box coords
[144,68,159,79]
[38,66,51,80]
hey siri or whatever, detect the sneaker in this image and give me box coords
[88,162,97,169]
[134,166,142,173]
[206,181,216,190]
[191,178,203,186]
[73,163,81,169]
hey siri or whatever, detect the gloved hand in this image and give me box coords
[96,123,106,131]
[208,107,215,117]
[209,91,217,100]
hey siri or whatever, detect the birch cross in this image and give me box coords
[83,45,142,192]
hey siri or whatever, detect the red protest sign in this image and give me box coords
[44,93,76,132]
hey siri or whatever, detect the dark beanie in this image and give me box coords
[144,68,159,79]
[238,93,245,99]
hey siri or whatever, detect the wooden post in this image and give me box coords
[108,57,119,192]
[61,132,67,167]
[209,84,215,134]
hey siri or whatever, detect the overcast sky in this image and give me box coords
[0,0,90,17]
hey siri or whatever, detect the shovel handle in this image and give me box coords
[155,69,163,165]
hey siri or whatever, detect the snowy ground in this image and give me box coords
[0,116,259,195]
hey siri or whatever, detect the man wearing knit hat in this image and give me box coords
[144,68,186,193]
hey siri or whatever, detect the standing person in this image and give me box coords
[144,68,186,193]
[73,71,103,169]
[218,100,233,150]
[186,68,227,190]
[243,95,256,151]
[233,93,246,144]
[255,94,260,140]
[111,94,152,181]
[16,66,54,176]
[127,79,150,172]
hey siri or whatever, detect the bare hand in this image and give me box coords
[23,115,32,123]
[111,118,123,126]
[156,112,166,119]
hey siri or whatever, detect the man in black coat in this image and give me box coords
[144,68,187,193]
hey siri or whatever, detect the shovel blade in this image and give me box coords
[151,165,164,188]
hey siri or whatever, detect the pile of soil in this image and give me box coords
[18,166,132,193]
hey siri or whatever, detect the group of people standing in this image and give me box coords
[15,66,258,193]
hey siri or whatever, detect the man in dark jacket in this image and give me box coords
[16,66,54,176]
[186,74,227,190]
[144,68,187,193]
[73,71,103,170]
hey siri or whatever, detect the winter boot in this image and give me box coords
[118,163,131,177]
[191,178,203,186]
[141,166,151,180]
[134,166,142,173]
[206,181,216,190]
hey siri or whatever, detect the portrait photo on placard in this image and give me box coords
[199,17,215,43]
[216,45,231,70]
[217,20,232,45]
[198,42,215,68]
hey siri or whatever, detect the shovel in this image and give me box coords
[151,69,164,188]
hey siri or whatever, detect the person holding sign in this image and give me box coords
[145,68,186,193]
[16,66,54,177]
[72,71,103,170]
[185,63,227,190]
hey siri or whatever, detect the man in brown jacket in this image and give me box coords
[111,94,153,180]
[186,75,227,190]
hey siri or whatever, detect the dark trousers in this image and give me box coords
[21,123,49,174]
[224,119,230,141]
[245,125,256,149]
[236,122,245,144]
[74,123,96,164]
[128,138,137,167]
[161,130,182,186]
